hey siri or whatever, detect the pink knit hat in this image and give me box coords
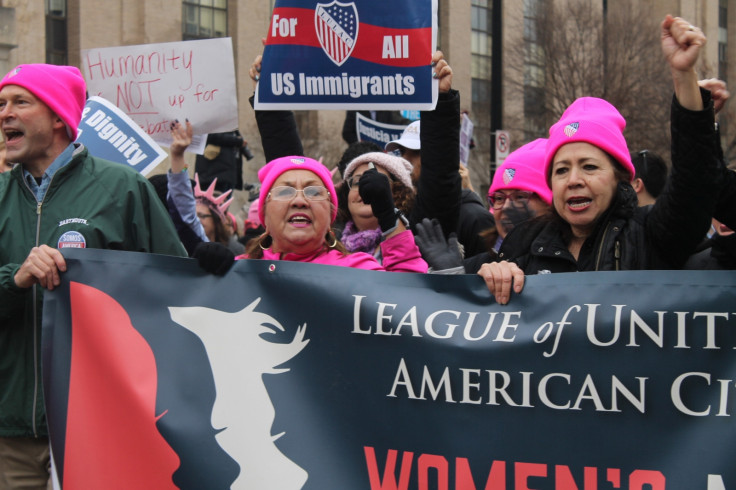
[545,97,634,181]
[247,199,261,226]
[489,138,552,208]
[343,151,414,189]
[0,64,87,141]
[258,156,338,224]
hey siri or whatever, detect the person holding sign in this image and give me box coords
[478,16,722,304]
[0,63,187,487]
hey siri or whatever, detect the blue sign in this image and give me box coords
[355,112,407,147]
[77,96,167,176]
[255,0,438,110]
[400,109,420,121]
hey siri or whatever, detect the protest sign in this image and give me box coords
[76,96,167,175]
[81,38,238,146]
[44,249,736,489]
[459,113,474,166]
[255,0,438,110]
[356,112,407,147]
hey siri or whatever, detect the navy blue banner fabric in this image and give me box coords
[43,249,736,490]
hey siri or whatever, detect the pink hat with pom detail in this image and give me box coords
[194,174,233,223]
[489,138,553,208]
[258,156,338,224]
[0,64,87,141]
[545,97,634,182]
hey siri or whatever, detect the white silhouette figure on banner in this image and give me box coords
[169,298,310,489]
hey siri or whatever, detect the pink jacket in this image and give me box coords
[236,230,427,273]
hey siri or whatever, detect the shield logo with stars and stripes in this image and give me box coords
[564,122,580,137]
[503,168,516,185]
[315,1,359,66]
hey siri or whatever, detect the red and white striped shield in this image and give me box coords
[314,1,359,67]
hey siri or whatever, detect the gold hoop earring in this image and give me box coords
[326,230,338,248]
[259,233,272,251]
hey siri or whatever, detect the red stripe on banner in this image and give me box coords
[266,7,432,67]
[352,24,433,67]
[64,282,179,489]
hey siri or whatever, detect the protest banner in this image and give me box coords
[81,38,238,146]
[356,112,407,147]
[44,249,736,489]
[255,0,438,110]
[76,96,167,175]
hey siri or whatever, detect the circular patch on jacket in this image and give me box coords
[58,231,86,249]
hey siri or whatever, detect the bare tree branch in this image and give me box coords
[505,0,672,161]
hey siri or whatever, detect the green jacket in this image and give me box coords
[0,145,187,438]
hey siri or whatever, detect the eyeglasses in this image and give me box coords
[268,185,330,201]
[488,191,533,209]
[345,174,364,189]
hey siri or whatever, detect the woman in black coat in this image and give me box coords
[479,15,722,304]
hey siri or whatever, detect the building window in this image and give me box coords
[45,0,67,65]
[436,0,442,51]
[471,0,492,105]
[183,0,228,40]
[719,0,728,82]
[522,0,545,140]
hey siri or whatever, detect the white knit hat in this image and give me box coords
[343,152,414,189]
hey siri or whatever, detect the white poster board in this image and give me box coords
[81,38,238,148]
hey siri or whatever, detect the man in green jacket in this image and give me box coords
[0,63,187,488]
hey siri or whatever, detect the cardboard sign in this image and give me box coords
[81,38,238,147]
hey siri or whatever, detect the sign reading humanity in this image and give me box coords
[255,0,438,110]
[43,249,736,489]
[81,38,238,144]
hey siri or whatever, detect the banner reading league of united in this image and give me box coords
[254,0,438,110]
[43,249,736,489]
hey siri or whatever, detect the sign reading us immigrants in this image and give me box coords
[42,249,736,490]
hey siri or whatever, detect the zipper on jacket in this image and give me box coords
[614,240,621,271]
[32,194,43,436]
[22,177,45,437]
[21,159,70,437]
[594,223,611,271]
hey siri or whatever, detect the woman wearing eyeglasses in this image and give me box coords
[241,155,427,272]
[413,138,552,274]
[486,138,553,249]
[337,152,417,262]
[479,16,722,304]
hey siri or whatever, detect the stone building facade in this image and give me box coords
[0,0,733,206]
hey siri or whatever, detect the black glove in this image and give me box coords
[192,242,235,275]
[358,167,396,233]
[414,218,463,270]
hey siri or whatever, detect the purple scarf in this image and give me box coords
[341,220,382,254]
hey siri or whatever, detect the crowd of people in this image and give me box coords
[0,13,734,489]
